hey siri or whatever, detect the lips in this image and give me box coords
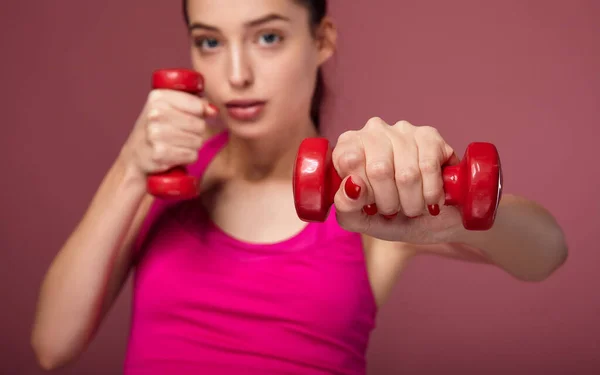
[225,99,266,121]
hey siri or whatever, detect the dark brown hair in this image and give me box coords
[182,0,328,130]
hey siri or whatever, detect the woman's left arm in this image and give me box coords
[331,117,568,282]
[434,193,568,282]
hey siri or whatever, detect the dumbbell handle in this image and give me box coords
[146,69,204,199]
[293,138,502,230]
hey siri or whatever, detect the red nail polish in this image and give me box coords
[363,203,378,216]
[344,177,361,200]
[208,103,219,114]
[382,212,398,220]
[428,204,440,216]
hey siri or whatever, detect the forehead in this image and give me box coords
[187,0,309,27]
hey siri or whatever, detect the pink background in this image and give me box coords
[2,1,599,374]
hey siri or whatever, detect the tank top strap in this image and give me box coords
[187,130,229,178]
[131,130,229,262]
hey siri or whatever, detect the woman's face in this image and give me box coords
[187,0,335,138]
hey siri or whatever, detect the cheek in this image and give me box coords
[191,55,226,100]
[262,51,318,108]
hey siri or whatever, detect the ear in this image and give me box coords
[316,16,337,65]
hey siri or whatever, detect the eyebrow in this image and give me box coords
[188,13,291,32]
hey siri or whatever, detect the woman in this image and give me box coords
[31,0,568,373]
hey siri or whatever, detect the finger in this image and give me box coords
[148,143,199,172]
[445,144,460,166]
[147,89,218,117]
[428,144,459,216]
[334,177,401,234]
[415,137,445,209]
[389,133,424,218]
[333,174,370,218]
[146,104,210,137]
[332,131,373,212]
[333,174,378,234]
[361,131,400,218]
[147,120,206,151]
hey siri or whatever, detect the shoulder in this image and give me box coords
[131,130,229,260]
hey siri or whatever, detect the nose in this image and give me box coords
[227,44,254,89]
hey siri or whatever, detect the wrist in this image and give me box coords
[434,224,464,244]
[115,149,147,195]
[425,207,468,244]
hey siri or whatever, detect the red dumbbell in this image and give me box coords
[146,68,204,199]
[293,138,503,230]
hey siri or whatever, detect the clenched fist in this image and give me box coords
[119,88,219,186]
[332,117,464,243]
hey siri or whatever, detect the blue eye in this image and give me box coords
[195,38,220,50]
[258,33,282,45]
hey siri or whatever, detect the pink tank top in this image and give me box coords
[124,131,378,375]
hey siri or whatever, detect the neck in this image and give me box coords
[225,118,319,182]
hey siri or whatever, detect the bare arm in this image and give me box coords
[330,119,567,286]
[29,86,237,370]
[409,194,568,281]
[31,155,153,370]
[361,235,417,308]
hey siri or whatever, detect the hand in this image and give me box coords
[119,89,219,185]
[332,117,463,243]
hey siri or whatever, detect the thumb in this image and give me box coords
[333,174,372,233]
[444,144,461,166]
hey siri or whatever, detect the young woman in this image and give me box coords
[31,0,568,374]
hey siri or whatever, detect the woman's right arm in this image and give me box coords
[31,154,152,371]
[30,88,218,371]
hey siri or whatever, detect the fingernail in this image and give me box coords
[207,103,219,115]
[363,203,378,216]
[382,212,398,220]
[428,204,440,216]
[344,177,361,200]
[407,215,421,219]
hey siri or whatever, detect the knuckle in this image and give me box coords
[336,130,357,144]
[415,126,443,143]
[364,116,386,130]
[333,132,362,172]
[395,165,420,185]
[331,143,343,163]
[337,151,364,172]
[147,89,164,104]
[150,142,168,162]
[146,107,164,122]
[417,125,439,135]
[146,122,163,141]
[366,160,394,181]
[418,159,439,174]
[393,120,413,131]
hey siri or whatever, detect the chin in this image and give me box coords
[224,118,280,140]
